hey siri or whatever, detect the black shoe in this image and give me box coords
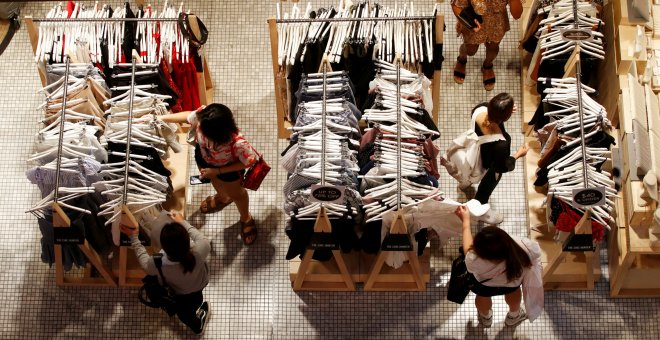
[193,302,210,335]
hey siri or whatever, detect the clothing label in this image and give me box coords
[310,185,345,204]
[53,227,85,245]
[309,232,338,250]
[560,28,594,42]
[381,234,413,251]
[563,233,595,252]
[572,187,606,207]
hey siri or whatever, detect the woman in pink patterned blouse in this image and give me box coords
[162,104,258,245]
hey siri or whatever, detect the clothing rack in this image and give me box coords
[291,56,356,291]
[267,5,444,139]
[364,55,425,291]
[50,57,117,287]
[23,15,214,104]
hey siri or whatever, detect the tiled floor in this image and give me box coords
[0,1,658,339]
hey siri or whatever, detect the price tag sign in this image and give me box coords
[381,234,413,251]
[560,28,594,42]
[119,232,150,246]
[572,187,606,208]
[309,232,339,250]
[563,233,596,252]
[53,227,85,245]
[310,185,345,204]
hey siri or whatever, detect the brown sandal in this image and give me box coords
[240,218,258,246]
[481,64,496,91]
[454,58,467,84]
[200,195,233,214]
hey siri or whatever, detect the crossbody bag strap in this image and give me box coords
[152,253,170,288]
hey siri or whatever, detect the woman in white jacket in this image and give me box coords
[456,206,544,327]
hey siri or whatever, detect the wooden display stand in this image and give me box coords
[52,203,117,287]
[524,139,600,290]
[363,211,428,292]
[267,12,445,139]
[519,1,539,136]
[291,207,357,291]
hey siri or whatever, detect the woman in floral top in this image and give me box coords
[162,104,258,245]
[451,0,523,91]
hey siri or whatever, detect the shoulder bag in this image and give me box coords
[447,247,491,304]
[233,135,271,191]
[138,253,178,316]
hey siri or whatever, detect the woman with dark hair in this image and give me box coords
[455,206,543,327]
[122,212,211,334]
[471,93,528,224]
[162,103,258,245]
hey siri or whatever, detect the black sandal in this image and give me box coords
[481,64,496,91]
[240,218,258,246]
[454,58,467,84]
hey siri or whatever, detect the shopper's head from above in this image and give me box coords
[471,226,531,281]
[486,92,514,125]
[198,103,239,145]
[161,222,196,273]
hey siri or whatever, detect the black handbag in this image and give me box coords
[138,253,178,316]
[447,247,490,304]
[457,3,484,30]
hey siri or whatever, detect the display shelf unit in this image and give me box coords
[25,16,197,287]
[524,138,601,290]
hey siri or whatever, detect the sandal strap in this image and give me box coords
[457,57,467,65]
[482,64,494,70]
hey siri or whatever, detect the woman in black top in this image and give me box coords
[472,93,528,222]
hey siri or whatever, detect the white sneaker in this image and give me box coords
[504,309,527,326]
[477,310,493,328]
[479,209,504,225]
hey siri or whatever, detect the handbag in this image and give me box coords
[446,247,490,304]
[455,1,484,30]
[242,153,271,191]
[232,135,271,191]
[138,253,178,316]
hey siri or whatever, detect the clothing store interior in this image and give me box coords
[1,0,660,338]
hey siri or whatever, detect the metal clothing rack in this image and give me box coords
[292,56,356,291]
[364,55,425,292]
[267,6,445,139]
[31,18,181,23]
[47,57,117,287]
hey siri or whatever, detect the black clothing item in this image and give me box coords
[107,141,172,177]
[194,144,245,182]
[173,290,204,332]
[286,214,356,261]
[415,229,428,256]
[475,167,502,204]
[107,66,179,108]
[469,277,520,297]
[122,3,137,62]
[474,114,516,175]
[359,220,383,254]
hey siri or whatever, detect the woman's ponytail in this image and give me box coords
[160,222,197,273]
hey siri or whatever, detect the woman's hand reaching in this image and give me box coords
[454,205,470,222]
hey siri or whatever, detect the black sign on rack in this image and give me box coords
[309,232,338,250]
[563,233,595,252]
[53,227,85,245]
[572,187,606,208]
[560,28,594,42]
[381,234,413,251]
[310,184,345,204]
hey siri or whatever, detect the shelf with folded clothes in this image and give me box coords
[268,1,444,139]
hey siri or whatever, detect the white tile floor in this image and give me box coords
[0,1,658,339]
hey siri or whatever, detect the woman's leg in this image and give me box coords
[458,43,480,62]
[504,287,522,313]
[174,290,204,332]
[483,41,501,68]
[474,295,493,315]
[475,168,502,204]
[218,178,251,223]
[210,177,231,203]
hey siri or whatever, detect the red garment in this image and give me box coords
[170,47,200,111]
[160,59,183,112]
[554,199,604,242]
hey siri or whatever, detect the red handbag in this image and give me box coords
[242,153,270,191]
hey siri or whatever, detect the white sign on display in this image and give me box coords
[310,184,345,204]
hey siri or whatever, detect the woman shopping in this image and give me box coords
[451,0,523,91]
[161,103,259,245]
[455,206,544,327]
[122,212,211,334]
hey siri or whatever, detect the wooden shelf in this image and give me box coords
[162,133,190,215]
